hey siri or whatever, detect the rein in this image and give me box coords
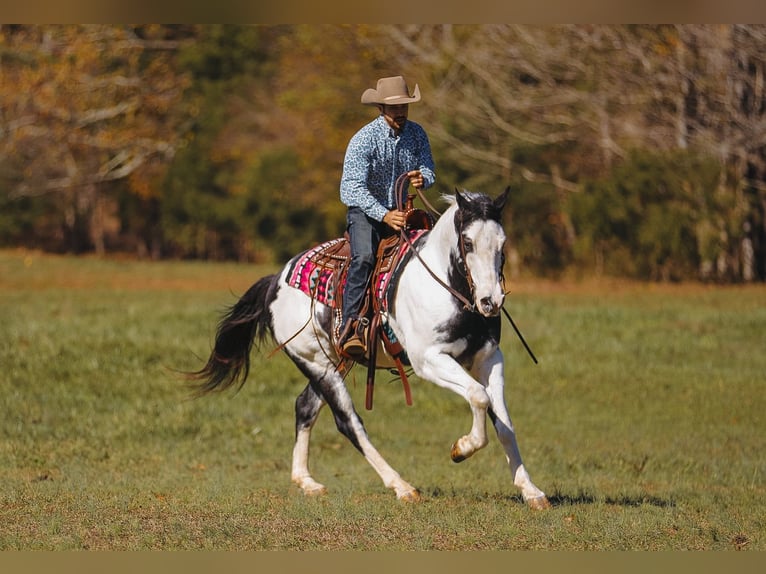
[394,174,538,365]
[395,174,475,312]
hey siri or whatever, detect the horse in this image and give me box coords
[187,186,551,509]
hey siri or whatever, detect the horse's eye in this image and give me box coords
[461,235,474,252]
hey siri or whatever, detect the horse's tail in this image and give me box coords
[187,273,280,396]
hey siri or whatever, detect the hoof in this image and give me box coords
[303,485,328,497]
[293,477,328,497]
[450,442,467,463]
[527,495,552,510]
[398,489,422,503]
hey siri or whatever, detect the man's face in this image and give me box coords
[380,104,409,132]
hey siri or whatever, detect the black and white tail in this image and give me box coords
[187,274,280,396]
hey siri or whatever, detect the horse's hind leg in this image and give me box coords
[288,366,419,501]
[314,370,420,501]
[291,382,328,496]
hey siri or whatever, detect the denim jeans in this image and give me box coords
[342,207,389,329]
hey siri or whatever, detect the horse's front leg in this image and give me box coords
[479,350,551,510]
[418,348,491,462]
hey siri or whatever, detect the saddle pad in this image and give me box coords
[285,237,347,307]
[285,229,429,310]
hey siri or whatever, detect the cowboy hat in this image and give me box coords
[361,76,421,106]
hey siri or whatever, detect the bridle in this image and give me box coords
[395,173,476,312]
[394,173,538,364]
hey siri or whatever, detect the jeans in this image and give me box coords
[342,207,389,329]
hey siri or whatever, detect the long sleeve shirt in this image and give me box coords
[340,115,436,222]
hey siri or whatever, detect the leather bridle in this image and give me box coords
[394,173,538,364]
[395,173,477,311]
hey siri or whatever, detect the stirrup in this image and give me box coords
[340,317,368,360]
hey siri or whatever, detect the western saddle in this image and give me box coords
[286,194,434,409]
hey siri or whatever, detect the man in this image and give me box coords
[338,76,436,359]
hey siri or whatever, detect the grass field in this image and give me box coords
[0,249,764,550]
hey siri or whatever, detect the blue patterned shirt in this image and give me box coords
[340,115,436,222]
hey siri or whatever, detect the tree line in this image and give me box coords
[1,24,764,282]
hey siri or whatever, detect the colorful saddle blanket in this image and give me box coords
[284,230,428,309]
[285,237,347,307]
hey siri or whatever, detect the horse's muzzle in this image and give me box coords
[479,296,503,317]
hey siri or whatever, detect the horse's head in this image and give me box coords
[453,187,510,317]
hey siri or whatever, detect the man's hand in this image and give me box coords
[407,170,425,189]
[383,209,406,231]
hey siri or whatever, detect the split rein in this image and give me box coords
[394,174,538,365]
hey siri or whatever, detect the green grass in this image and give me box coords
[0,250,764,550]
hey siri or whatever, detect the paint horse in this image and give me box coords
[187,187,551,509]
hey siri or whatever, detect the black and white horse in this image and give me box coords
[188,188,551,509]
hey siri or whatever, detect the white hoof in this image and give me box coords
[450,435,483,463]
[526,495,552,510]
[293,477,328,497]
[397,489,422,503]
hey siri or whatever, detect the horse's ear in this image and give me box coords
[455,187,469,210]
[494,186,511,211]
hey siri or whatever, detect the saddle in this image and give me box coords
[284,206,434,409]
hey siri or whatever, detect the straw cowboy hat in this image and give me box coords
[361,76,421,106]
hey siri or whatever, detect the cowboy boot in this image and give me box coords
[340,317,368,360]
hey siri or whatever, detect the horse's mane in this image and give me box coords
[440,193,457,206]
[439,190,504,223]
[440,190,482,207]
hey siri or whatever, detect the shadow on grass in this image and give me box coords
[548,492,676,508]
[604,494,676,508]
[425,487,676,509]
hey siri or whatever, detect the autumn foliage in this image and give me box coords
[1,24,764,281]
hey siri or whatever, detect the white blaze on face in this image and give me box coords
[463,220,506,317]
